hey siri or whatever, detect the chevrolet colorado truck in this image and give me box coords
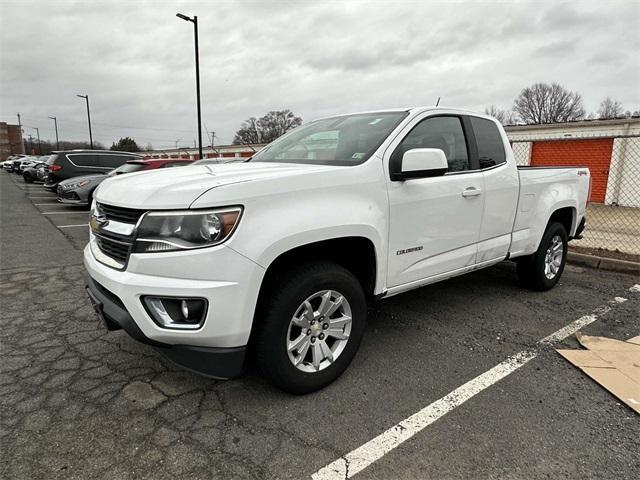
[84,107,589,393]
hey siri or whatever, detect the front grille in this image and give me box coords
[99,203,146,224]
[93,203,147,268]
[94,234,131,264]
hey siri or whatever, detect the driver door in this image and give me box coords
[386,115,484,288]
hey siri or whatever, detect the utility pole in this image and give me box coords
[211,131,215,146]
[28,135,33,154]
[76,94,94,149]
[17,113,25,154]
[33,127,42,154]
[48,116,60,150]
[176,13,203,160]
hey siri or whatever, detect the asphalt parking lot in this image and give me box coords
[1,171,639,480]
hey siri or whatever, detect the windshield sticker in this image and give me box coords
[352,152,365,159]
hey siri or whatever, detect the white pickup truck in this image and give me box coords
[84,107,589,393]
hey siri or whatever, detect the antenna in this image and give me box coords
[435,97,441,107]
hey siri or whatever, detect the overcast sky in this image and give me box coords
[1,0,638,148]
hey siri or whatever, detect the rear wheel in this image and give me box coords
[516,222,568,291]
[255,261,366,394]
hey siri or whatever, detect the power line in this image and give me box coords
[19,116,198,133]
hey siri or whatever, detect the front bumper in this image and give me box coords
[83,242,265,377]
[57,185,89,205]
[85,274,246,378]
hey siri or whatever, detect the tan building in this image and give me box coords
[0,122,24,160]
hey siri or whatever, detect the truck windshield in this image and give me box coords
[249,111,408,166]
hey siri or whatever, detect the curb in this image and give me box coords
[567,252,640,275]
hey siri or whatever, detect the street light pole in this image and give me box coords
[176,13,203,160]
[48,116,60,150]
[76,94,94,149]
[33,127,42,154]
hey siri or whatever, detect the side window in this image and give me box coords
[470,117,506,168]
[67,154,99,167]
[99,155,131,168]
[390,116,469,174]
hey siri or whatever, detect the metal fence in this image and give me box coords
[510,134,640,260]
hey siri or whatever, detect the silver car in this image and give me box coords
[56,162,144,207]
[56,158,194,206]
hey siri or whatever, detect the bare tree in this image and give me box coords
[233,110,302,145]
[513,82,585,124]
[597,97,624,119]
[484,105,518,125]
[233,117,262,144]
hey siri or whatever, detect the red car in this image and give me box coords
[57,158,194,207]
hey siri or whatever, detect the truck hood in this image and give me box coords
[95,162,340,209]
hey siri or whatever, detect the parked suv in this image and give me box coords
[44,150,142,190]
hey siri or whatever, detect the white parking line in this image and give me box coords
[28,196,56,199]
[41,211,88,215]
[312,289,636,480]
[35,203,65,206]
[58,224,88,228]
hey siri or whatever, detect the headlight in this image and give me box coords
[67,179,91,189]
[134,207,242,253]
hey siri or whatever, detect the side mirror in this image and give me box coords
[392,148,448,181]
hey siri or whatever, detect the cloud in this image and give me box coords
[1,0,638,147]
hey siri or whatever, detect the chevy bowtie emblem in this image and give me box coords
[89,214,108,232]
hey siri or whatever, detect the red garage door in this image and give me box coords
[530,139,613,203]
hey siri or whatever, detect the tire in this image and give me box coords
[516,222,568,291]
[23,173,34,183]
[255,261,367,394]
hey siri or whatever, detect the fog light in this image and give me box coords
[142,296,207,330]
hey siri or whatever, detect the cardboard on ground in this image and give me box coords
[557,333,640,414]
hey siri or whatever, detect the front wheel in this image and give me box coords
[23,173,34,183]
[255,261,366,394]
[516,222,568,291]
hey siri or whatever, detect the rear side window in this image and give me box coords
[99,154,136,168]
[391,116,469,173]
[67,154,100,167]
[470,117,506,169]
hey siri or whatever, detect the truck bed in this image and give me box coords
[509,166,591,258]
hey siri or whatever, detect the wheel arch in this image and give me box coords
[257,236,378,301]
[547,205,577,237]
[247,235,377,362]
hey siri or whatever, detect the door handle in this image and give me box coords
[462,187,482,197]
